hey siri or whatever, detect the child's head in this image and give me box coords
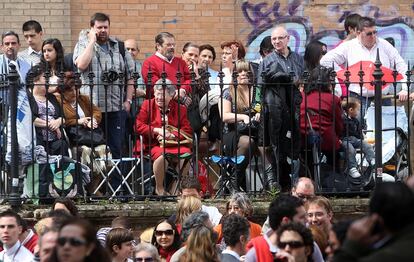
[342,97,360,118]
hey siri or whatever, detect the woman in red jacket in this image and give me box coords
[300,66,343,169]
[134,78,193,196]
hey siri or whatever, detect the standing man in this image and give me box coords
[18,20,44,65]
[124,38,146,110]
[320,16,412,115]
[141,32,191,102]
[73,13,135,191]
[258,26,304,192]
[0,210,34,261]
[0,31,30,83]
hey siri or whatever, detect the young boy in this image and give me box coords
[342,98,375,178]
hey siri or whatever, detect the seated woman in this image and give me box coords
[214,193,261,246]
[300,66,343,172]
[27,64,68,156]
[219,60,259,191]
[58,71,106,194]
[59,71,102,144]
[134,78,193,196]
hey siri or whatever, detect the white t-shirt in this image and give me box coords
[202,204,222,226]
[0,240,34,262]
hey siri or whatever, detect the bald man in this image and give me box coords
[258,26,304,192]
[124,38,145,114]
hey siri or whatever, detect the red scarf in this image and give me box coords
[158,246,176,262]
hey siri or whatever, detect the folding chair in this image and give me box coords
[206,154,245,198]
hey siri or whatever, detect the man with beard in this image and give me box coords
[73,12,135,192]
[141,32,191,104]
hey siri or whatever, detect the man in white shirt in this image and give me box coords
[0,210,34,262]
[18,20,44,66]
[179,175,222,226]
[320,16,413,116]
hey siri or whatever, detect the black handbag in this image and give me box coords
[237,120,259,136]
[68,126,105,146]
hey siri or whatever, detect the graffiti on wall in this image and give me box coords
[243,0,414,64]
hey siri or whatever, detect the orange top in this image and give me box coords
[214,220,262,244]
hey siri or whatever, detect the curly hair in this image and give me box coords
[226,192,253,217]
[181,225,220,262]
[222,214,250,247]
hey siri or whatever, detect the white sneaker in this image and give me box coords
[349,168,361,178]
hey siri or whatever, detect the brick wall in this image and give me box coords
[0,0,413,67]
[0,0,71,53]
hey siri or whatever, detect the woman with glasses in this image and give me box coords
[151,220,181,262]
[49,218,111,262]
[134,78,192,196]
[219,60,260,191]
[106,228,134,262]
[214,193,261,247]
[276,222,314,262]
[133,243,160,262]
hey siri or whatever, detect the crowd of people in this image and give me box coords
[1,12,413,196]
[2,176,414,261]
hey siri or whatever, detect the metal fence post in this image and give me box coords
[373,49,383,184]
[7,63,21,208]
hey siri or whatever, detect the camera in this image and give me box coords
[101,68,119,83]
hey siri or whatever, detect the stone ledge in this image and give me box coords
[0,198,369,229]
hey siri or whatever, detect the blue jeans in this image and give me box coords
[342,136,375,169]
[101,110,128,191]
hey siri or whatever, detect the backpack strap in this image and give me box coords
[118,41,126,59]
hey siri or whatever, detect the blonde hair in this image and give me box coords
[230,60,252,113]
[139,227,154,244]
[175,196,202,225]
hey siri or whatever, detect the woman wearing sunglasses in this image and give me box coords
[275,222,314,262]
[151,220,181,262]
[133,243,161,262]
[106,228,134,262]
[49,218,111,262]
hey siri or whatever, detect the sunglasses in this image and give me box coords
[134,258,154,262]
[155,229,174,237]
[57,237,86,247]
[364,30,378,36]
[278,241,305,249]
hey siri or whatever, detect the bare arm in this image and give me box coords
[218,98,249,124]
[74,29,97,72]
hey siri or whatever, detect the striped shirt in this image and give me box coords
[18,47,41,66]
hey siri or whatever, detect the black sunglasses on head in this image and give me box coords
[278,240,305,249]
[57,237,86,247]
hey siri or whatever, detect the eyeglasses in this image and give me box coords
[364,30,378,36]
[296,193,314,200]
[154,229,174,237]
[134,257,154,262]
[272,35,288,41]
[57,237,86,247]
[278,241,305,249]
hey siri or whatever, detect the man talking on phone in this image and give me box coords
[73,12,135,192]
[334,182,414,262]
